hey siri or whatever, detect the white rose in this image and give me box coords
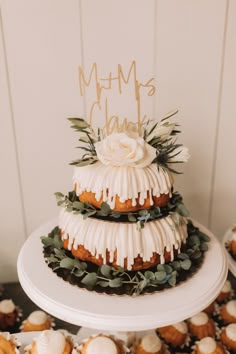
[168,146,190,163]
[94,133,156,168]
[146,122,175,143]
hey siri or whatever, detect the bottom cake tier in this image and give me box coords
[41,218,210,296]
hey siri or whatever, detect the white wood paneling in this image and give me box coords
[0,0,84,241]
[154,0,227,228]
[0,5,26,282]
[211,0,236,238]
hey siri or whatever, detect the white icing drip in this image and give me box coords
[59,210,188,270]
[35,330,65,354]
[173,321,188,334]
[225,323,236,341]
[0,299,15,314]
[226,300,236,317]
[197,337,217,353]
[221,280,232,293]
[86,336,118,354]
[190,312,208,326]
[28,311,48,325]
[73,162,173,208]
[141,334,162,352]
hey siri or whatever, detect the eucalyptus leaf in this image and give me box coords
[109,278,123,288]
[177,253,189,260]
[155,271,167,282]
[100,264,112,279]
[200,243,208,251]
[73,269,85,277]
[68,118,90,128]
[41,237,55,247]
[180,259,192,270]
[54,192,64,199]
[60,258,75,270]
[128,214,137,222]
[54,234,63,249]
[97,280,109,287]
[168,273,177,286]
[176,203,189,217]
[72,201,85,209]
[81,272,98,287]
[83,210,97,219]
[170,261,181,271]
[100,202,111,215]
[144,271,155,280]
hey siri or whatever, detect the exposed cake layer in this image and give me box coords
[59,209,187,270]
[73,162,173,210]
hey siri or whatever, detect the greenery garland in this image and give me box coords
[55,191,189,230]
[41,220,210,296]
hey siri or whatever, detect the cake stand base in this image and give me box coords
[17,218,228,332]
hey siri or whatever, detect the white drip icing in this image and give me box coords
[35,330,65,354]
[28,311,48,325]
[59,210,187,270]
[73,162,173,208]
[86,336,118,354]
[173,321,188,334]
[141,334,162,352]
[197,337,217,353]
[225,323,236,341]
[226,300,236,317]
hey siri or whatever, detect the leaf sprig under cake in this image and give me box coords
[41,221,210,295]
[54,191,189,229]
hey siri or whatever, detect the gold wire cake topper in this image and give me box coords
[78,60,156,135]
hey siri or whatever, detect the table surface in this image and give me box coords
[0,282,79,334]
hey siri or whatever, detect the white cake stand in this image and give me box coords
[17,218,228,332]
[222,227,236,277]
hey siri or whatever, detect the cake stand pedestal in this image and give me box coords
[17,218,228,332]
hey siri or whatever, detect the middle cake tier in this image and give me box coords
[59,210,188,271]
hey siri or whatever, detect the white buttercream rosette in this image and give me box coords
[73,334,130,354]
[94,133,157,168]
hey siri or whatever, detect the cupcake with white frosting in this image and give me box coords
[228,226,236,255]
[188,312,216,339]
[220,300,236,324]
[0,299,21,330]
[0,331,20,354]
[220,323,236,351]
[24,330,73,354]
[21,310,54,332]
[133,334,164,354]
[216,280,232,303]
[193,337,227,354]
[156,321,188,347]
[75,334,129,354]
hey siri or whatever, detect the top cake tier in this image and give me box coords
[73,162,173,211]
[67,114,190,214]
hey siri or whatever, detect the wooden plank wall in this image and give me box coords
[0,0,235,282]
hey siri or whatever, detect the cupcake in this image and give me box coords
[228,226,236,255]
[0,332,20,353]
[0,299,20,330]
[203,302,216,316]
[220,300,236,324]
[21,310,53,332]
[216,280,232,303]
[192,337,227,354]
[76,334,128,354]
[189,312,216,339]
[156,321,188,347]
[134,334,164,354]
[24,330,73,354]
[220,323,236,351]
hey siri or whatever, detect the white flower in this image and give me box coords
[146,122,175,143]
[168,146,190,163]
[94,133,156,168]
